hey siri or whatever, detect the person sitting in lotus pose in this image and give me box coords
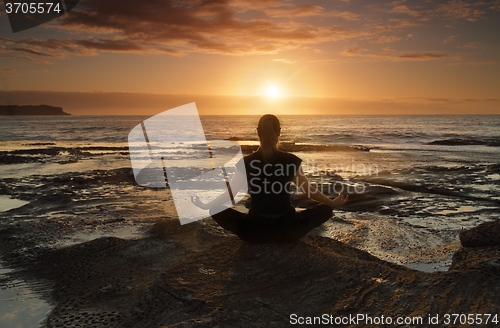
[192,114,348,243]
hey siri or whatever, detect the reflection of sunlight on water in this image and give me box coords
[0,196,28,212]
[0,157,132,180]
[236,141,260,146]
[54,225,143,248]
[0,266,52,328]
[436,205,496,215]
[406,261,451,272]
[486,173,500,180]
[475,184,496,191]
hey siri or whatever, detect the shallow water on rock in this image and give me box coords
[0,196,28,212]
[0,266,52,328]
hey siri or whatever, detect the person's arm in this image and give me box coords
[293,166,348,207]
[191,168,247,210]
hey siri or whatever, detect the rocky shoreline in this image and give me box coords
[1,216,499,327]
[0,141,498,327]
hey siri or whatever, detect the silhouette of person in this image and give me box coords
[192,114,348,243]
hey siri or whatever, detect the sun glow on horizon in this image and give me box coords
[265,85,280,97]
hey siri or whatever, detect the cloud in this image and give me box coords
[389,0,407,6]
[58,0,363,54]
[265,5,359,20]
[0,0,369,59]
[0,0,497,63]
[0,68,18,76]
[491,0,500,11]
[371,18,421,33]
[0,55,50,64]
[442,35,458,44]
[382,1,492,23]
[342,48,449,62]
[0,37,95,56]
[458,41,481,49]
[72,39,181,55]
[230,0,285,12]
[307,58,338,64]
[274,58,296,64]
[391,52,449,61]
[376,35,402,43]
[433,0,487,22]
[388,5,421,17]
[0,45,65,58]
[341,47,367,56]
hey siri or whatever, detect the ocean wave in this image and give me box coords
[355,176,500,205]
[21,142,56,146]
[379,132,424,138]
[225,136,257,141]
[424,138,500,147]
[240,142,370,154]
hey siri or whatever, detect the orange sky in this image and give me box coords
[0,0,499,114]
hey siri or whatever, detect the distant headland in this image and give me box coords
[0,105,70,115]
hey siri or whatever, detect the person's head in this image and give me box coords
[257,114,281,161]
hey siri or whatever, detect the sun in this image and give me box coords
[265,85,280,97]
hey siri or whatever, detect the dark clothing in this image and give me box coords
[236,150,302,216]
[210,150,332,243]
[210,204,332,244]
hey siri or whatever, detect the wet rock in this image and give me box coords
[379,206,398,215]
[150,217,201,236]
[29,234,500,327]
[425,138,500,147]
[34,190,74,205]
[3,212,500,328]
[0,154,42,164]
[486,163,500,172]
[451,221,500,274]
[459,220,500,247]
[449,245,500,272]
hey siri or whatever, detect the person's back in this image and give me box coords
[240,150,301,216]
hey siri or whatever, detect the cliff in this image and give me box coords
[0,105,70,115]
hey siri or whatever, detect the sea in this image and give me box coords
[0,114,499,326]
